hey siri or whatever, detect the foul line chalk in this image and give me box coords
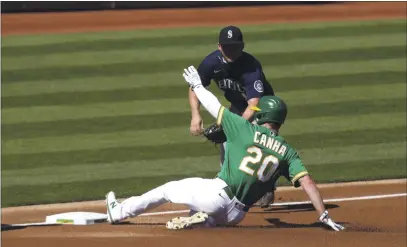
[272,192,407,206]
[6,193,406,226]
[140,210,190,216]
[138,192,407,217]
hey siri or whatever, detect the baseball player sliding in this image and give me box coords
[105,66,345,231]
[189,25,276,208]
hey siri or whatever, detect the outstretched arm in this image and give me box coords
[298,175,345,231]
[298,175,326,216]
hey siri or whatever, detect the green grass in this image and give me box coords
[1,19,406,207]
[3,45,405,83]
[3,58,405,97]
[3,112,405,155]
[2,71,405,108]
[3,34,405,70]
[2,96,405,140]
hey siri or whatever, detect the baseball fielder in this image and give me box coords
[189,25,276,207]
[105,66,345,231]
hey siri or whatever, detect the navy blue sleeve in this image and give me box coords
[197,57,213,87]
[242,63,265,100]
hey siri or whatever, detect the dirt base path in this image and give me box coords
[2,2,406,36]
[2,181,406,247]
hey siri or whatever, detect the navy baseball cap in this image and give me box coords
[219,26,244,45]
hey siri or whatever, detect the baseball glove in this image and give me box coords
[203,122,227,144]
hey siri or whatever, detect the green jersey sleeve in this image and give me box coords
[285,150,308,188]
[216,106,253,142]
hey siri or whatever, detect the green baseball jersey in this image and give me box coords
[216,107,308,206]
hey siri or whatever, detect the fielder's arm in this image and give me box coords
[188,88,201,119]
[241,98,260,120]
[188,61,213,135]
[184,66,254,144]
[193,86,252,143]
[241,62,266,121]
[192,86,222,119]
[183,66,222,119]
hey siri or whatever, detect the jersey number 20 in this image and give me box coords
[239,146,279,182]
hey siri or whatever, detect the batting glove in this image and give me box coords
[183,66,203,90]
[319,210,345,231]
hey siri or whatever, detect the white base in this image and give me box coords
[45,212,108,225]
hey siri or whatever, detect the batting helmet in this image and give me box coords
[251,96,288,125]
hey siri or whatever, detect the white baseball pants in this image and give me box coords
[118,177,247,227]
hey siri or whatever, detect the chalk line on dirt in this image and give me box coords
[5,192,406,228]
[138,192,407,217]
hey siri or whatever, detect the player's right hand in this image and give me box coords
[190,116,204,136]
[319,211,345,231]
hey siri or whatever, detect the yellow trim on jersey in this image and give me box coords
[216,106,226,126]
[291,171,309,184]
[251,106,261,111]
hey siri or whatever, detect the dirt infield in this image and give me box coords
[2,180,407,247]
[1,2,406,247]
[1,2,406,35]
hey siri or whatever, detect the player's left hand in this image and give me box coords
[319,211,345,231]
[183,66,203,90]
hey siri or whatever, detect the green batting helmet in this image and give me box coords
[251,96,288,125]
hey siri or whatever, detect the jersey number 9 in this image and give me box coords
[239,146,279,182]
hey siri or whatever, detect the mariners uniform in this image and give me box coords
[197,49,275,117]
[193,26,278,208]
[198,49,275,168]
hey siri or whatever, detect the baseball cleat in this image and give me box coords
[166,212,209,230]
[105,191,122,224]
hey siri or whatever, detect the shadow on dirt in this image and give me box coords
[212,219,349,230]
[251,203,339,214]
[109,221,348,230]
[265,218,348,230]
[1,223,61,232]
[345,224,386,233]
[239,220,387,232]
[1,224,26,231]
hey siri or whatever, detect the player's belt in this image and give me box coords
[222,186,250,212]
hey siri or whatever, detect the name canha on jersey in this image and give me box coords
[216,107,308,206]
